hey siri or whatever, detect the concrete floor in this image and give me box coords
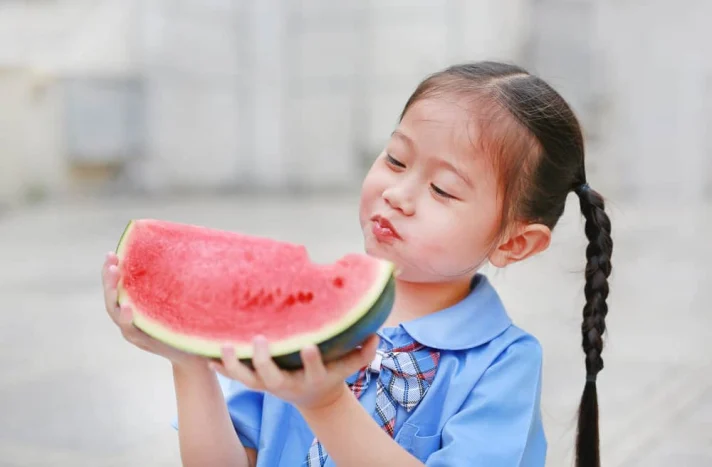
[1,193,711,466]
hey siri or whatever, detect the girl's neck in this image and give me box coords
[383,276,472,327]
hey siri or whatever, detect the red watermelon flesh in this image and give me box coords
[116,219,394,360]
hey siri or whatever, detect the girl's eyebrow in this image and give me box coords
[391,130,473,188]
[391,129,414,149]
[437,158,474,188]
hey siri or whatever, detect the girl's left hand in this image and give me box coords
[210,334,380,411]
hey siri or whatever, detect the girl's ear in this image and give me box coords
[489,223,551,268]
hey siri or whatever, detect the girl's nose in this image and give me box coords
[382,182,415,216]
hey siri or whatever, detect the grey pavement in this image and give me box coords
[1,193,711,466]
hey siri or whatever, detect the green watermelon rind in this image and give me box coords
[114,220,395,368]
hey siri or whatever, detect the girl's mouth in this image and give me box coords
[371,215,402,242]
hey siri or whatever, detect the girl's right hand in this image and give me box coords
[102,251,207,368]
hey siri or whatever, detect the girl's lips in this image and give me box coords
[371,215,402,242]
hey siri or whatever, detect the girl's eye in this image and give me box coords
[386,154,406,168]
[431,184,455,199]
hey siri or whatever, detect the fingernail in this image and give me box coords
[252,335,267,349]
[304,345,319,359]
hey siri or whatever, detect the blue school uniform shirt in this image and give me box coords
[177,274,547,466]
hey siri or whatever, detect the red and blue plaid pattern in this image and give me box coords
[305,341,440,466]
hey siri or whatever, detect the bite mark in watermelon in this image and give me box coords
[115,219,395,369]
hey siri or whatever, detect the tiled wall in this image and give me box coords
[5,0,708,202]
[528,0,712,202]
[135,0,248,191]
[136,0,529,192]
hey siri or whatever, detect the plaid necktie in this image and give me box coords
[305,341,440,466]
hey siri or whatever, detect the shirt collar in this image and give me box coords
[398,274,512,351]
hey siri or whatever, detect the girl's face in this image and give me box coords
[359,98,503,283]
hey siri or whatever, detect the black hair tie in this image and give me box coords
[574,183,590,196]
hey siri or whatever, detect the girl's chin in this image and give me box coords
[363,241,396,261]
[363,238,439,281]
[363,246,410,279]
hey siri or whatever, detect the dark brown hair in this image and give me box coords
[401,61,612,467]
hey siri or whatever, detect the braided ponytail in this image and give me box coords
[574,183,612,467]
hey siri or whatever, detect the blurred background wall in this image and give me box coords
[3,0,710,208]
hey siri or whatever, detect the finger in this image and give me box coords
[361,334,381,358]
[103,251,117,268]
[102,251,120,307]
[105,265,120,289]
[251,336,285,390]
[118,304,149,348]
[104,266,121,321]
[102,252,119,282]
[117,303,135,330]
[302,344,327,386]
[117,304,148,348]
[326,334,380,377]
[214,346,262,389]
[106,251,118,266]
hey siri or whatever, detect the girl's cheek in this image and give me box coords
[362,167,386,192]
[416,230,455,257]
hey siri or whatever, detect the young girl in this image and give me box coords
[102,61,612,467]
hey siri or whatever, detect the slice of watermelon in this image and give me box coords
[115,219,395,369]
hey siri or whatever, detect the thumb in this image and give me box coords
[327,334,380,377]
[359,334,380,362]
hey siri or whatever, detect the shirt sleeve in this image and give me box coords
[171,373,264,450]
[426,336,547,467]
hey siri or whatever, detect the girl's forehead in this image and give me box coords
[397,98,488,161]
[402,97,472,124]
